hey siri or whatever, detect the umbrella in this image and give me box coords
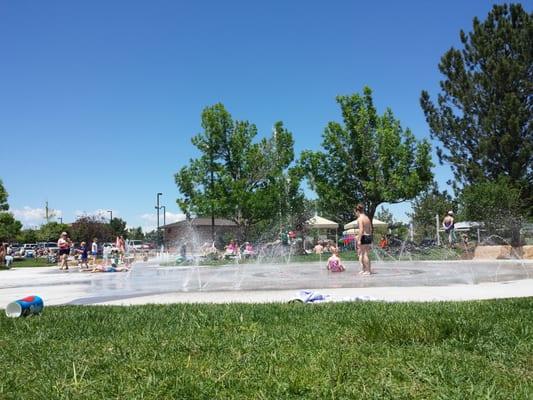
[344,218,388,230]
[305,215,339,229]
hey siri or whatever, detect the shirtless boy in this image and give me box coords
[355,204,373,275]
[442,211,455,246]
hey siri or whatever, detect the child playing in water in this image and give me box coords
[91,238,98,266]
[90,249,129,272]
[224,240,240,258]
[243,242,255,258]
[78,242,89,270]
[90,264,129,273]
[326,247,345,272]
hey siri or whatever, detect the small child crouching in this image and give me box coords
[327,247,345,272]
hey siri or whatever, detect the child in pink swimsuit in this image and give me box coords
[327,248,345,272]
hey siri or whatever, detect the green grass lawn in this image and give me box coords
[1,257,55,269]
[0,299,531,399]
[161,247,462,267]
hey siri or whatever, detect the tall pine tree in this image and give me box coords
[421,4,532,216]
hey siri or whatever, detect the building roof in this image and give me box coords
[162,217,237,229]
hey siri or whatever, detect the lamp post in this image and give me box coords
[156,193,162,247]
[160,206,166,227]
[107,210,113,223]
[58,217,63,224]
[160,205,166,248]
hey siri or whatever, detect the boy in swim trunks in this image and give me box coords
[78,241,89,270]
[355,204,373,275]
[442,211,455,246]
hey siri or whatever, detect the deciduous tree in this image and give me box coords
[458,177,523,245]
[110,217,127,238]
[175,104,304,241]
[0,179,8,211]
[376,207,394,225]
[70,216,113,243]
[408,184,456,242]
[127,227,144,241]
[17,229,38,244]
[0,179,22,241]
[0,212,22,242]
[37,222,69,242]
[301,87,433,224]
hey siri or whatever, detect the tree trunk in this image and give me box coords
[367,204,377,225]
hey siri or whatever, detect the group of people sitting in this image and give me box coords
[312,241,337,255]
[0,243,14,268]
[199,240,256,260]
[224,240,255,259]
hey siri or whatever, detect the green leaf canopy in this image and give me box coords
[301,87,433,223]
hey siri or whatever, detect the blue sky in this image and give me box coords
[0,0,518,230]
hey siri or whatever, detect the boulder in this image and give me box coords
[473,245,532,260]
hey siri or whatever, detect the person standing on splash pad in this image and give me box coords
[91,238,98,266]
[78,241,89,270]
[116,235,126,262]
[57,232,72,270]
[355,204,373,275]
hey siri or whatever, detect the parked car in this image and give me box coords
[127,240,150,251]
[21,243,37,257]
[36,242,59,249]
[102,243,118,253]
[44,242,59,250]
[38,242,59,254]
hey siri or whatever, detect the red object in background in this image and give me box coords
[343,235,355,246]
[288,231,296,239]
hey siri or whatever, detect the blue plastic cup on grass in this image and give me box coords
[5,295,44,318]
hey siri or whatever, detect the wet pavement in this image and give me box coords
[0,259,532,306]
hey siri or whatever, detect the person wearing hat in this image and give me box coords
[57,232,72,270]
[442,211,456,246]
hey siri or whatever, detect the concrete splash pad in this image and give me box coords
[0,259,532,306]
